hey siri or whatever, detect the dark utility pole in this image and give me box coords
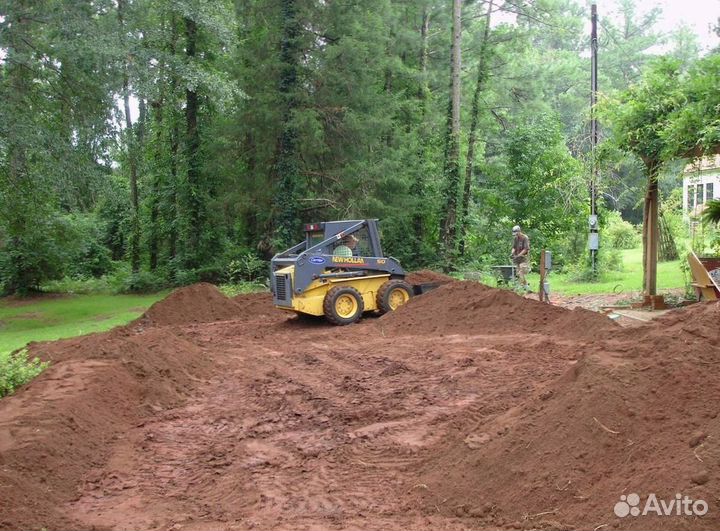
[589,1,599,272]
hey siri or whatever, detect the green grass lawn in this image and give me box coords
[0,292,166,356]
[526,247,687,295]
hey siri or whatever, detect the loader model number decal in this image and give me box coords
[332,256,365,265]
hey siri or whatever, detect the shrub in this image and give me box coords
[174,268,199,286]
[226,251,267,283]
[605,210,641,250]
[566,247,624,282]
[0,349,49,398]
[64,214,114,278]
[0,215,75,294]
[121,270,168,293]
[173,264,224,285]
[218,280,268,297]
[43,275,113,294]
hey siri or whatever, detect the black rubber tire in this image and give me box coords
[323,285,365,325]
[376,279,413,314]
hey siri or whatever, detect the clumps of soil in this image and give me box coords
[232,291,275,316]
[140,283,244,326]
[405,269,455,285]
[412,299,720,530]
[647,300,720,345]
[4,279,720,530]
[380,280,617,340]
[1,325,214,530]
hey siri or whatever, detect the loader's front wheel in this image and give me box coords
[323,286,365,325]
[376,279,413,314]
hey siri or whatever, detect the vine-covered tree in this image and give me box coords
[0,0,712,294]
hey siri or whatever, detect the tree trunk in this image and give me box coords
[643,162,660,295]
[418,8,429,100]
[273,0,301,248]
[439,0,462,262]
[459,0,493,257]
[118,0,141,274]
[148,100,163,271]
[167,15,180,265]
[169,111,180,263]
[184,15,201,268]
[411,8,431,251]
[138,98,147,145]
[4,12,32,293]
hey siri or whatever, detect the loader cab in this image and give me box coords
[302,220,383,258]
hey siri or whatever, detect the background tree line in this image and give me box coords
[0,0,716,294]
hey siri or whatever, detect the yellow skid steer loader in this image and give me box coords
[270,219,435,325]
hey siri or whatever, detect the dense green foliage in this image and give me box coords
[604,210,641,250]
[0,0,716,294]
[0,349,48,397]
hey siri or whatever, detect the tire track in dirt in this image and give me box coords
[58,309,578,530]
[6,283,636,530]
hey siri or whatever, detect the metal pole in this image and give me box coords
[590,2,599,273]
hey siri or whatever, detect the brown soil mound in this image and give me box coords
[1,327,213,530]
[412,302,720,530]
[232,291,275,316]
[405,269,455,285]
[647,300,720,345]
[380,280,617,340]
[3,281,719,530]
[140,282,243,326]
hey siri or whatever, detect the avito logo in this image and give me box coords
[614,493,708,518]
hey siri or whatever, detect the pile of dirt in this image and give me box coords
[139,283,244,326]
[412,301,720,530]
[232,291,275,316]
[379,280,617,340]
[0,326,213,530]
[645,300,720,345]
[405,269,455,285]
[1,287,282,531]
[4,280,720,530]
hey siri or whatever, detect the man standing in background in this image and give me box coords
[511,225,531,291]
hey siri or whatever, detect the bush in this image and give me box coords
[43,275,114,294]
[0,212,116,295]
[605,211,641,250]
[218,280,268,297]
[565,247,624,282]
[0,349,49,398]
[121,270,168,293]
[174,268,199,286]
[226,251,267,283]
[64,214,114,278]
[0,215,76,294]
[173,264,224,285]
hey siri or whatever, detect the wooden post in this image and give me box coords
[645,180,658,296]
[539,249,546,302]
[642,177,665,309]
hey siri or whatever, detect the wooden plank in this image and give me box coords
[687,251,719,301]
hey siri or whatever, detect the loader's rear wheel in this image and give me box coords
[376,279,413,314]
[323,286,365,325]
